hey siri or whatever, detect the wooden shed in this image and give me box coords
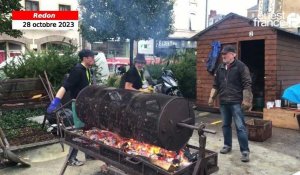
[192,13,300,116]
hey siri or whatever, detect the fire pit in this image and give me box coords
[58,85,219,175]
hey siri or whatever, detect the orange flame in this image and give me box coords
[85,129,191,171]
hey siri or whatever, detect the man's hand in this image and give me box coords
[242,89,253,111]
[208,97,214,107]
[242,101,252,111]
[47,97,61,114]
[208,88,217,107]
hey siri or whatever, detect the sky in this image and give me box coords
[206,0,258,17]
[191,0,258,30]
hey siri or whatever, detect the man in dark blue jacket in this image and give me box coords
[208,45,252,162]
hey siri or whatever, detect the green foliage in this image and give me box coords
[106,74,121,88]
[0,0,23,37]
[80,0,174,42]
[145,50,196,98]
[0,108,44,139]
[146,64,164,80]
[2,46,78,87]
[170,50,196,99]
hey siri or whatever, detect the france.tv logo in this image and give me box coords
[253,12,300,28]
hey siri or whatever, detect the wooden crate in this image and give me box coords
[246,119,272,142]
[263,108,300,130]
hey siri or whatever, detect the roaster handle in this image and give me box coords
[125,156,142,165]
[177,122,216,134]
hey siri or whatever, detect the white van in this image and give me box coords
[93,52,109,84]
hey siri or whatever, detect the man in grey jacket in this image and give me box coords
[208,45,252,162]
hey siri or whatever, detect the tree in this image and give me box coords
[80,0,174,64]
[0,0,23,38]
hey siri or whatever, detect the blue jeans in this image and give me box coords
[69,148,78,161]
[220,104,249,153]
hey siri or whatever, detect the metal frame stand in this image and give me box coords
[55,99,82,175]
[177,122,216,175]
[192,125,208,175]
[59,147,74,175]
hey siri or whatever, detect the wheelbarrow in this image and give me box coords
[0,127,31,167]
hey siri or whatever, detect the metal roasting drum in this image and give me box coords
[75,85,195,151]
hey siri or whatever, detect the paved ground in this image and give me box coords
[1,111,300,175]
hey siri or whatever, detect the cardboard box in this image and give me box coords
[263,108,300,130]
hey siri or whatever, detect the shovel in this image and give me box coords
[0,128,31,167]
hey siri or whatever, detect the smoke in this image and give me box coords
[79,0,174,42]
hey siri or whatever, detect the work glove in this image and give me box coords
[208,88,217,107]
[142,84,148,89]
[242,89,253,111]
[47,97,61,114]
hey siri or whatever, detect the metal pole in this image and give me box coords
[205,0,208,28]
[177,122,216,134]
[130,39,134,66]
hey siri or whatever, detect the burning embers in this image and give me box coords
[84,128,192,172]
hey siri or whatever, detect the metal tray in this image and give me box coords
[63,128,218,175]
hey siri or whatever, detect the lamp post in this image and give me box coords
[205,0,208,28]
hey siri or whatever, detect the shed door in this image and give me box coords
[240,40,265,112]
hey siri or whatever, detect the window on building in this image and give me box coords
[41,42,69,51]
[0,42,5,50]
[189,2,197,15]
[0,43,6,64]
[189,13,196,31]
[59,4,71,11]
[25,0,39,11]
[8,43,22,50]
[263,0,269,14]
[8,42,22,58]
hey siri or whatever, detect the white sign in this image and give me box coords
[138,39,154,55]
[12,20,78,30]
[12,11,78,30]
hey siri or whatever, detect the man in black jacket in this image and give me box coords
[123,54,147,90]
[47,49,96,166]
[208,45,252,162]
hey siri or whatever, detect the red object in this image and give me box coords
[107,57,161,65]
[9,52,21,58]
[0,51,5,64]
[106,57,130,65]
[12,11,78,20]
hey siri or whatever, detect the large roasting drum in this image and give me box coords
[76,85,195,151]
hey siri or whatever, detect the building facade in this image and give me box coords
[0,0,80,63]
[247,4,259,18]
[153,0,201,56]
[207,10,225,27]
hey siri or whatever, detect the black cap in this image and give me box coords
[221,45,236,54]
[134,54,146,64]
[78,49,97,60]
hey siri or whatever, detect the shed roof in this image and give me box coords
[191,13,300,40]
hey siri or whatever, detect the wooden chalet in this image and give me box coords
[192,13,300,116]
